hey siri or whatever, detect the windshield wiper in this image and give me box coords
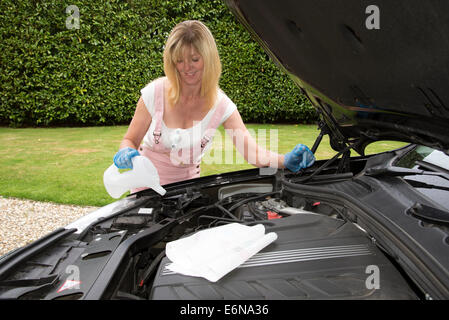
[408,203,449,225]
[416,160,449,175]
[405,179,449,192]
[365,166,449,182]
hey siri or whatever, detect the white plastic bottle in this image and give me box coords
[103,156,166,198]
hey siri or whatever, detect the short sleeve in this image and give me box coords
[140,81,156,117]
[220,94,237,123]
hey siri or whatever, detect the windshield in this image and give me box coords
[394,145,449,210]
[395,145,449,173]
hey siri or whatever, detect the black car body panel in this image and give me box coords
[224,0,449,154]
[2,0,449,301]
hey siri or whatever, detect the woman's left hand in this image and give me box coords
[284,144,315,172]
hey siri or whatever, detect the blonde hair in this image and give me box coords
[163,20,222,109]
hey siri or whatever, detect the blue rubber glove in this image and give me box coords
[284,144,315,172]
[113,147,140,169]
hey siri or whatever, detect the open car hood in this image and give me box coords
[224,0,449,154]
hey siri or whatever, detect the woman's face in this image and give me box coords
[175,45,204,88]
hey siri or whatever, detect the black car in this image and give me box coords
[1,0,449,300]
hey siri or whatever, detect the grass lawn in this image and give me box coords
[0,125,407,207]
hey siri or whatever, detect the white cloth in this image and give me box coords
[165,223,278,282]
[140,79,237,149]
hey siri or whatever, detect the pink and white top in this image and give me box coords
[138,77,236,185]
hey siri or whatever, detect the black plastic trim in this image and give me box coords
[0,228,77,281]
[83,218,177,300]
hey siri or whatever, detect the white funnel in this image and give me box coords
[103,156,166,198]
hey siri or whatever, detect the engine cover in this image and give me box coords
[150,214,418,299]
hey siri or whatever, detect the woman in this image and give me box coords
[114,20,315,186]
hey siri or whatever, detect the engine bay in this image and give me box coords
[150,211,417,300]
[86,175,421,300]
[3,148,446,300]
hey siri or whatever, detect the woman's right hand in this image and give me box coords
[113,147,140,169]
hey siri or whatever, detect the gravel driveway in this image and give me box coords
[0,196,99,256]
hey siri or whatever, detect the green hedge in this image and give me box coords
[0,0,317,127]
